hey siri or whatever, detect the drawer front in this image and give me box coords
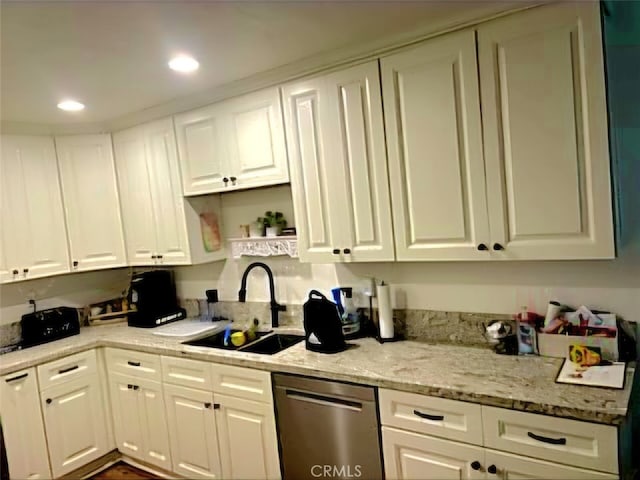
[379,389,483,445]
[161,356,212,390]
[482,406,618,474]
[212,364,272,404]
[105,348,161,381]
[37,349,97,390]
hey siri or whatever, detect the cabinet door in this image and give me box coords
[324,61,395,262]
[0,368,51,480]
[108,372,145,461]
[484,450,618,479]
[0,215,12,283]
[282,76,346,262]
[0,135,70,278]
[138,377,172,471]
[382,426,485,480]
[113,125,158,265]
[41,375,109,477]
[174,103,231,195]
[226,87,289,190]
[216,393,280,480]
[55,134,127,271]
[145,118,191,265]
[164,383,222,479]
[381,30,490,261]
[478,2,614,259]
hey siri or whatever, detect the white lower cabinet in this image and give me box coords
[216,393,280,480]
[40,374,109,477]
[382,426,485,480]
[108,373,172,471]
[163,383,222,479]
[0,368,52,479]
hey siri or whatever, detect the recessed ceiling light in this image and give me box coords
[168,55,199,73]
[57,100,85,112]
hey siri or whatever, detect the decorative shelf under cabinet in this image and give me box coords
[228,236,298,259]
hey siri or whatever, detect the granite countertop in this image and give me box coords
[0,322,635,426]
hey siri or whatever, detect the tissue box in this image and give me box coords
[537,333,618,361]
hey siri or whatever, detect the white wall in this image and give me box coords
[174,185,640,321]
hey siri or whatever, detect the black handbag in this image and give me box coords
[303,290,346,353]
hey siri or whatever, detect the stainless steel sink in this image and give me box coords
[183,330,304,355]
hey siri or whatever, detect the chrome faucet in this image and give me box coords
[238,262,286,328]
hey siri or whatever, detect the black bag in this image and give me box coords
[303,290,346,353]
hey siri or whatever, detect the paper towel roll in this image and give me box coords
[377,283,394,339]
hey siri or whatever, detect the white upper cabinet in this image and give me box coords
[0,135,70,281]
[478,2,614,259]
[381,30,490,261]
[113,118,225,266]
[175,86,289,195]
[55,134,127,271]
[283,60,394,262]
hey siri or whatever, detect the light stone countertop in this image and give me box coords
[0,322,635,426]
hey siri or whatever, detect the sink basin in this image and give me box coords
[240,333,304,355]
[183,329,271,350]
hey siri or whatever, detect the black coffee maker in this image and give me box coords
[303,290,347,353]
[127,270,186,328]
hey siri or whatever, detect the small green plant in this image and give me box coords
[263,211,287,228]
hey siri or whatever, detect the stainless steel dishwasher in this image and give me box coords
[273,373,383,480]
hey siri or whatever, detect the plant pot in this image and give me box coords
[249,224,264,238]
[266,226,281,237]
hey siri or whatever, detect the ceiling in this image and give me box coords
[1,0,527,127]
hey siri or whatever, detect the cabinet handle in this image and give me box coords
[230,176,237,185]
[470,461,481,471]
[527,431,567,445]
[5,373,28,383]
[151,254,157,259]
[413,409,444,421]
[492,243,504,251]
[58,365,79,375]
[204,402,212,409]
[127,361,141,367]
[343,248,351,254]
[127,384,133,389]
[332,249,340,255]
[477,243,488,251]
[12,269,18,275]
[487,465,497,475]
[72,260,79,268]
[213,403,220,410]
[157,254,163,260]
[23,268,29,274]
[132,385,139,391]
[223,177,229,185]
[46,398,52,405]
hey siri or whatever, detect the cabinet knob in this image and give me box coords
[223,177,229,185]
[204,402,212,409]
[151,254,157,259]
[470,461,481,471]
[46,398,52,405]
[12,269,18,275]
[72,260,79,268]
[132,385,139,391]
[332,249,340,255]
[157,254,163,259]
[343,248,351,254]
[487,465,497,475]
[477,243,488,251]
[492,243,504,251]
[213,403,221,410]
[230,176,237,185]
[23,268,29,274]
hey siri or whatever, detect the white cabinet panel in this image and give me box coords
[484,449,618,480]
[139,379,172,471]
[164,383,222,479]
[0,368,51,480]
[216,394,280,480]
[0,135,70,280]
[55,134,127,271]
[382,30,490,261]
[41,375,109,477]
[478,2,614,259]
[109,373,145,460]
[382,426,485,480]
[283,60,394,262]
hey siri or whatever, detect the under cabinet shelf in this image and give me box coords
[228,236,298,259]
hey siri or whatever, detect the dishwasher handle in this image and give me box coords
[284,388,363,411]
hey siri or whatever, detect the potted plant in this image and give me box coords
[264,211,287,237]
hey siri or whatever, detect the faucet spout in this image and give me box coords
[238,262,286,328]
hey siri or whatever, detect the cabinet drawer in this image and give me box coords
[212,364,272,404]
[482,406,618,474]
[161,356,212,390]
[379,389,483,445]
[37,349,97,390]
[105,348,161,381]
